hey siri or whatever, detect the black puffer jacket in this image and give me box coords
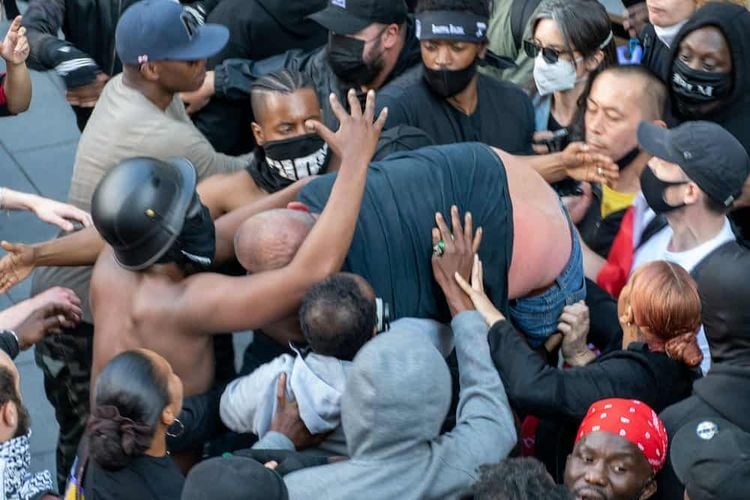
[23,0,219,87]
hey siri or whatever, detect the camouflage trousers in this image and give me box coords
[34,322,93,491]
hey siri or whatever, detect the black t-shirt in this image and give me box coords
[376,66,535,154]
[299,142,514,322]
[85,455,184,500]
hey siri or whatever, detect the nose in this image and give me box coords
[587,111,604,136]
[434,46,453,68]
[583,462,608,487]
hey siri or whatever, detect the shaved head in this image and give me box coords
[234,209,315,273]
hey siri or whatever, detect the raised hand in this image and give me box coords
[0,241,35,294]
[0,16,29,66]
[431,206,482,316]
[304,89,387,168]
[454,255,505,327]
[558,301,596,366]
[562,142,619,186]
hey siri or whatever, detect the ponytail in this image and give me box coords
[87,405,154,471]
[665,332,704,368]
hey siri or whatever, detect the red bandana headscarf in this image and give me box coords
[576,398,669,473]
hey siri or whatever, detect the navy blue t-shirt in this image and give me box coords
[299,142,513,322]
[375,67,535,155]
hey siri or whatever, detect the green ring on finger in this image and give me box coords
[433,240,445,257]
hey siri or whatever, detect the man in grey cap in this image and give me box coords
[633,120,750,275]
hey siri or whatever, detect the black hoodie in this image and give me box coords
[668,3,750,242]
[668,3,750,152]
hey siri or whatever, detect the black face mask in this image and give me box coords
[422,60,478,98]
[671,59,732,114]
[640,165,689,214]
[158,196,215,273]
[616,147,641,170]
[263,134,329,181]
[327,33,384,86]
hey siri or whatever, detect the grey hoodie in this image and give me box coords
[282,311,517,500]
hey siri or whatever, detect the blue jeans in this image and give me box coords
[509,222,586,348]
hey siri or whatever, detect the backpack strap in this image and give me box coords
[511,0,542,52]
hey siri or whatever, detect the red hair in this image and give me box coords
[627,261,703,367]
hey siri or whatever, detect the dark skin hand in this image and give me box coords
[269,372,330,450]
[430,205,482,317]
[13,299,82,350]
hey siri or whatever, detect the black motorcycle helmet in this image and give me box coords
[91,157,197,271]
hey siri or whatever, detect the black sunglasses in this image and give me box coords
[523,40,564,64]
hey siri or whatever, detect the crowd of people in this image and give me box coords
[0,0,748,498]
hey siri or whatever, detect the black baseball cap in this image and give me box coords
[116,0,229,65]
[309,0,408,35]
[181,455,288,500]
[637,121,750,208]
[671,418,750,500]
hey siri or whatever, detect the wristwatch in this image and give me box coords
[0,329,20,350]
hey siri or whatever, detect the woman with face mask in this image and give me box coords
[667,2,750,241]
[526,0,616,157]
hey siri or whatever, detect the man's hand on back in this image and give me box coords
[269,373,329,450]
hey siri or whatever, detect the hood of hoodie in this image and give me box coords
[693,363,750,430]
[341,327,451,459]
[668,2,750,145]
[289,348,353,434]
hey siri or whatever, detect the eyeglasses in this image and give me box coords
[523,40,564,64]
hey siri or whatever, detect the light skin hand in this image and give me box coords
[29,197,92,231]
[0,16,29,65]
[454,255,505,327]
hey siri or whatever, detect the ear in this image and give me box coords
[651,119,668,129]
[382,23,401,49]
[140,61,160,82]
[639,478,657,499]
[160,406,175,427]
[1,401,17,430]
[585,50,605,71]
[683,182,702,205]
[251,122,265,146]
[478,42,489,60]
[619,304,635,327]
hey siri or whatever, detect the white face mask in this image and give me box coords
[653,20,688,49]
[533,53,582,96]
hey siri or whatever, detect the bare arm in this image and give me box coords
[0,228,104,293]
[496,143,619,185]
[213,177,314,263]
[1,16,32,114]
[181,90,388,333]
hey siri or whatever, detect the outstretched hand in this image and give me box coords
[30,197,93,231]
[562,142,619,186]
[0,241,35,294]
[304,89,387,168]
[269,373,329,450]
[431,206,482,316]
[454,255,505,327]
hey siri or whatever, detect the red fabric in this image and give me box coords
[0,73,7,107]
[520,416,540,457]
[596,206,635,298]
[576,398,668,473]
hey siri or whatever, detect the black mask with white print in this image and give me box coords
[263,134,330,182]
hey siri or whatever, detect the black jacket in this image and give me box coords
[658,364,750,500]
[576,184,626,258]
[488,320,699,480]
[23,0,219,87]
[640,24,670,81]
[204,17,422,153]
[192,0,328,154]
